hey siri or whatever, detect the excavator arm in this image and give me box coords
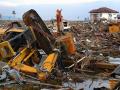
[8,47,59,80]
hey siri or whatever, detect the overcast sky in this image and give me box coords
[0,0,120,20]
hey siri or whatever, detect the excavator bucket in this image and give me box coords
[23,9,55,54]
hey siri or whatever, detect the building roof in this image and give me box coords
[89,7,119,13]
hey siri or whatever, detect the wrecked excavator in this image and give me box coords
[0,9,76,82]
[0,21,24,42]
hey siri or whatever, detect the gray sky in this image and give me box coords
[0,0,120,20]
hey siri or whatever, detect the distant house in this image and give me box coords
[89,7,119,22]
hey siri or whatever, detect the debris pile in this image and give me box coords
[0,9,120,90]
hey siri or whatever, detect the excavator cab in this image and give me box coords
[0,29,36,59]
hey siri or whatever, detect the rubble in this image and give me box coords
[0,9,120,90]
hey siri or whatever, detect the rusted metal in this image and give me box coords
[23,9,55,54]
[109,79,119,90]
[94,62,118,69]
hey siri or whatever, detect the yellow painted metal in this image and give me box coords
[0,28,24,35]
[29,27,37,41]
[9,48,30,67]
[0,28,5,34]
[7,28,24,33]
[0,41,16,59]
[14,64,37,73]
[8,47,37,73]
[23,49,35,62]
[8,48,58,80]
[38,52,58,80]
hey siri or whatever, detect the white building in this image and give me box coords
[89,7,119,22]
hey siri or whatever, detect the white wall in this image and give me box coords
[101,13,118,20]
[101,13,109,19]
[90,13,118,21]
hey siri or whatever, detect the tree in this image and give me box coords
[12,10,16,19]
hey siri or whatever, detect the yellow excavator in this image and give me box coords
[0,9,76,81]
[0,21,24,41]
